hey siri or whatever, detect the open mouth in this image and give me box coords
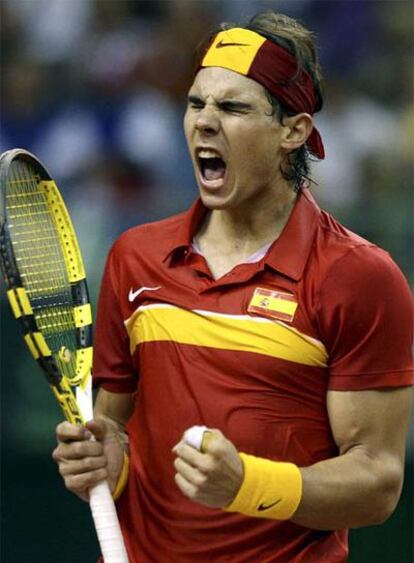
[197,150,227,185]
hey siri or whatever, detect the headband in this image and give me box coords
[200,28,325,159]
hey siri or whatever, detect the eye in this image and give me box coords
[220,102,250,114]
[188,96,204,110]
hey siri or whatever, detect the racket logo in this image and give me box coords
[128,286,161,302]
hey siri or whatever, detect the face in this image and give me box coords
[184,67,288,211]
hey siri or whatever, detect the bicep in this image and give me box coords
[94,388,135,427]
[328,387,413,462]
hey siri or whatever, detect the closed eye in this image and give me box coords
[187,95,252,114]
[187,95,205,109]
[218,101,252,114]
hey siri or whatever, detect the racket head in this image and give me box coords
[0,148,93,423]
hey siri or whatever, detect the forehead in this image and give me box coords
[189,67,269,102]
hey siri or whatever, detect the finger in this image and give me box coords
[58,455,107,477]
[64,468,108,493]
[200,431,216,453]
[174,457,207,487]
[174,442,207,468]
[181,426,223,453]
[53,439,104,462]
[174,472,197,500]
[85,418,109,441]
[56,421,91,443]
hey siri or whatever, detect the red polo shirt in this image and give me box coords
[93,189,413,563]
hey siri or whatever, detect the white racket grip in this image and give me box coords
[89,480,129,563]
[76,379,129,561]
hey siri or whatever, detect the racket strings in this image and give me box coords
[6,161,78,377]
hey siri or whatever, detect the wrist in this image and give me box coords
[225,453,302,520]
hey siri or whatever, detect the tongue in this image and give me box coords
[203,158,226,181]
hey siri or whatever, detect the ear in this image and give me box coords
[280,113,314,152]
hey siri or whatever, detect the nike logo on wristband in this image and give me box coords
[257,498,282,511]
[216,40,250,48]
[128,286,161,302]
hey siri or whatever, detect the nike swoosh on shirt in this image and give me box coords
[216,40,250,48]
[128,286,161,303]
[257,498,282,511]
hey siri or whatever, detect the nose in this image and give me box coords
[195,105,220,136]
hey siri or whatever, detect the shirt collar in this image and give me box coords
[163,199,207,263]
[163,189,320,281]
[264,189,320,280]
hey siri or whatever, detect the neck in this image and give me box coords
[197,184,298,255]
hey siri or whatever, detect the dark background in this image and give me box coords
[1,1,413,561]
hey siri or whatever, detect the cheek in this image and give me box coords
[183,111,193,144]
[232,132,278,178]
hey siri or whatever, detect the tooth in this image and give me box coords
[198,150,221,159]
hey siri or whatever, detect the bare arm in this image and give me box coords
[174,387,412,530]
[292,386,413,529]
[94,387,135,435]
[53,388,135,501]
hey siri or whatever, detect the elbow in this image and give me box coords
[364,466,404,526]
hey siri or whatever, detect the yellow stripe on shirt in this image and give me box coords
[125,305,327,368]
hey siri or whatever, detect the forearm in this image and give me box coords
[94,388,134,449]
[292,448,404,530]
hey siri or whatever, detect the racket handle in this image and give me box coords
[89,480,129,563]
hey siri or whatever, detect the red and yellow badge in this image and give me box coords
[248,288,298,323]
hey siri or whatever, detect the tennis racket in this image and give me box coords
[0,148,129,563]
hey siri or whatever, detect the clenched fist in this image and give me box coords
[173,429,243,508]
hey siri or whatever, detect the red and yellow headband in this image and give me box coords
[200,28,325,159]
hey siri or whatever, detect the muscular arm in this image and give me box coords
[174,387,412,530]
[291,386,413,529]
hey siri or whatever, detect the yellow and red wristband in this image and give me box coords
[112,451,130,501]
[225,453,302,520]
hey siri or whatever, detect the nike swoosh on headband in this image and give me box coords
[128,286,161,302]
[216,40,250,48]
[257,498,282,511]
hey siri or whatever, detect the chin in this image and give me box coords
[199,189,235,210]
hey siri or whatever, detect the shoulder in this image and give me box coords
[320,216,409,292]
[109,209,189,260]
[314,215,412,336]
[313,208,408,290]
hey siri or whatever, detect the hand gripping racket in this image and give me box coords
[0,148,129,563]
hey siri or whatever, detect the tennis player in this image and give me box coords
[53,11,413,562]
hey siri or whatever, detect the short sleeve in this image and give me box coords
[93,242,138,393]
[317,245,413,390]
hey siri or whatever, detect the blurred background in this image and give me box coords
[0,0,412,561]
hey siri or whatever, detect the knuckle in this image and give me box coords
[210,440,227,458]
[196,473,207,487]
[199,458,215,474]
[72,442,87,457]
[81,457,95,472]
[84,456,105,471]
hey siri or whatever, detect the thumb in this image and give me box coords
[200,429,224,453]
[183,426,222,453]
[85,418,109,441]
